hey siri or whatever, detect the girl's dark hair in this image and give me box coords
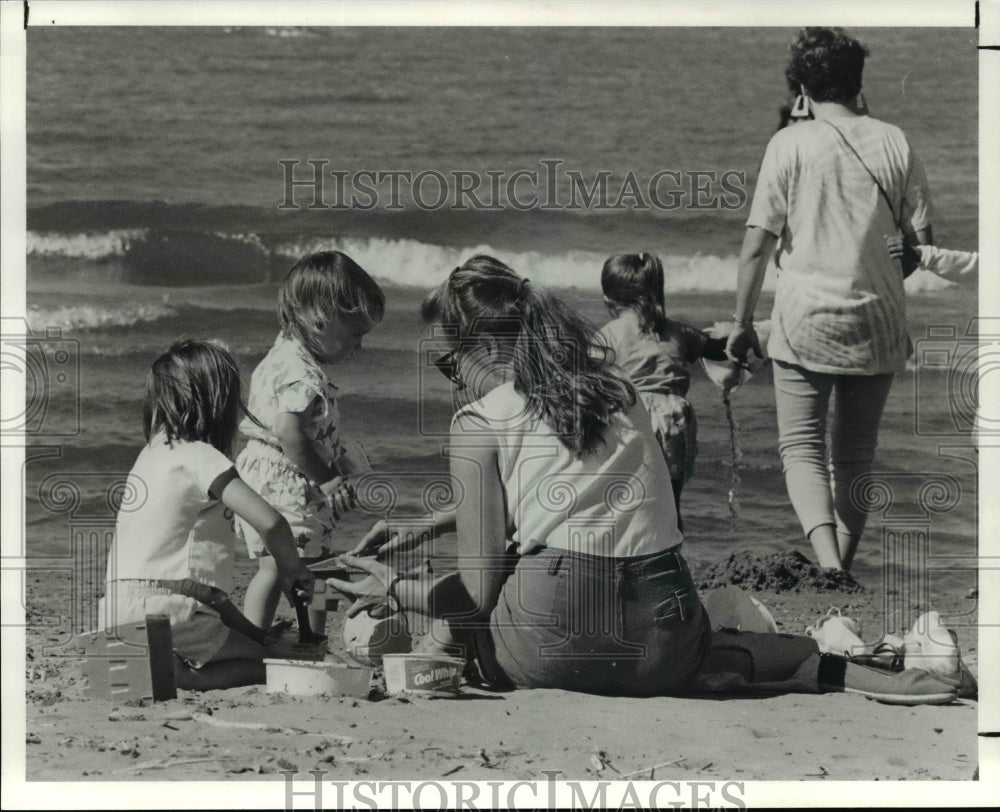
[785,27,868,105]
[143,339,244,457]
[279,250,385,360]
[422,255,636,456]
[601,252,666,335]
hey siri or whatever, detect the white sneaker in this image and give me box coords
[903,611,959,676]
[805,607,865,657]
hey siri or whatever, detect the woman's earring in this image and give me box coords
[790,93,811,120]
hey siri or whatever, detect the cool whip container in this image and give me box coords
[382,653,465,695]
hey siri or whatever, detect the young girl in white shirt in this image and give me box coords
[99,340,315,690]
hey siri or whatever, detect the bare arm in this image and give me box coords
[216,476,313,592]
[328,555,477,625]
[273,410,336,485]
[701,336,730,362]
[350,509,458,557]
[273,410,356,515]
[726,226,778,363]
[910,225,933,246]
[450,413,510,620]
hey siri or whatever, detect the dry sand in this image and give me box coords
[19,558,985,795]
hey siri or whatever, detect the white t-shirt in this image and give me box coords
[452,382,683,557]
[107,435,236,589]
[747,116,933,374]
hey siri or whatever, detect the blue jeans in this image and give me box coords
[772,360,895,539]
[476,546,711,696]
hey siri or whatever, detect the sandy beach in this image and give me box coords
[6,11,995,809]
[23,558,981,787]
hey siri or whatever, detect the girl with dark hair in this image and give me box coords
[99,340,315,690]
[727,27,934,572]
[236,251,384,631]
[329,260,964,703]
[598,252,731,529]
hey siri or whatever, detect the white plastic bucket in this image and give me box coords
[264,658,373,697]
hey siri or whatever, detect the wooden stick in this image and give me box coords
[190,711,305,735]
[618,757,687,780]
[113,756,220,774]
[190,712,357,742]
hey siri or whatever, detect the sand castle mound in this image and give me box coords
[694,550,864,594]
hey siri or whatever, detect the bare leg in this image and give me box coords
[243,554,281,628]
[837,530,861,572]
[808,523,843,570]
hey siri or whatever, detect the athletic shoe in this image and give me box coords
[821,657,959,706]
[903,611,959,676]
[805,608,865,657]
[902,612,978,699]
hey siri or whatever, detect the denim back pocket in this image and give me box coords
[643,569,700,627]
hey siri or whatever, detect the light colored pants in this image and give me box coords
[772,360,895,540]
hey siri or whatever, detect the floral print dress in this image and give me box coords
[235,333,343,556]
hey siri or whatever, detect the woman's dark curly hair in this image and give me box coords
[785,27,868,105]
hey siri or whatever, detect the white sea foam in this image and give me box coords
[27,230,146,259]
[272,236,759,293]
[26,302,175,333]
[27,228,959,295]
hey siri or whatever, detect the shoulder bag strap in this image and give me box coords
[823,118,903,230]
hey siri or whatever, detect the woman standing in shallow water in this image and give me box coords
[726,27,934,572]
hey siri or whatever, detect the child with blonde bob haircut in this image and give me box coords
[236,250,384,631]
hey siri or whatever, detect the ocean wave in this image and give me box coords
[264,27,324,38]
[24,199,962,294]
[273,234,751,292]
[26,223,751,291]
[26,302,176,333]
[27,229,146,259]
[25,227,961,295]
